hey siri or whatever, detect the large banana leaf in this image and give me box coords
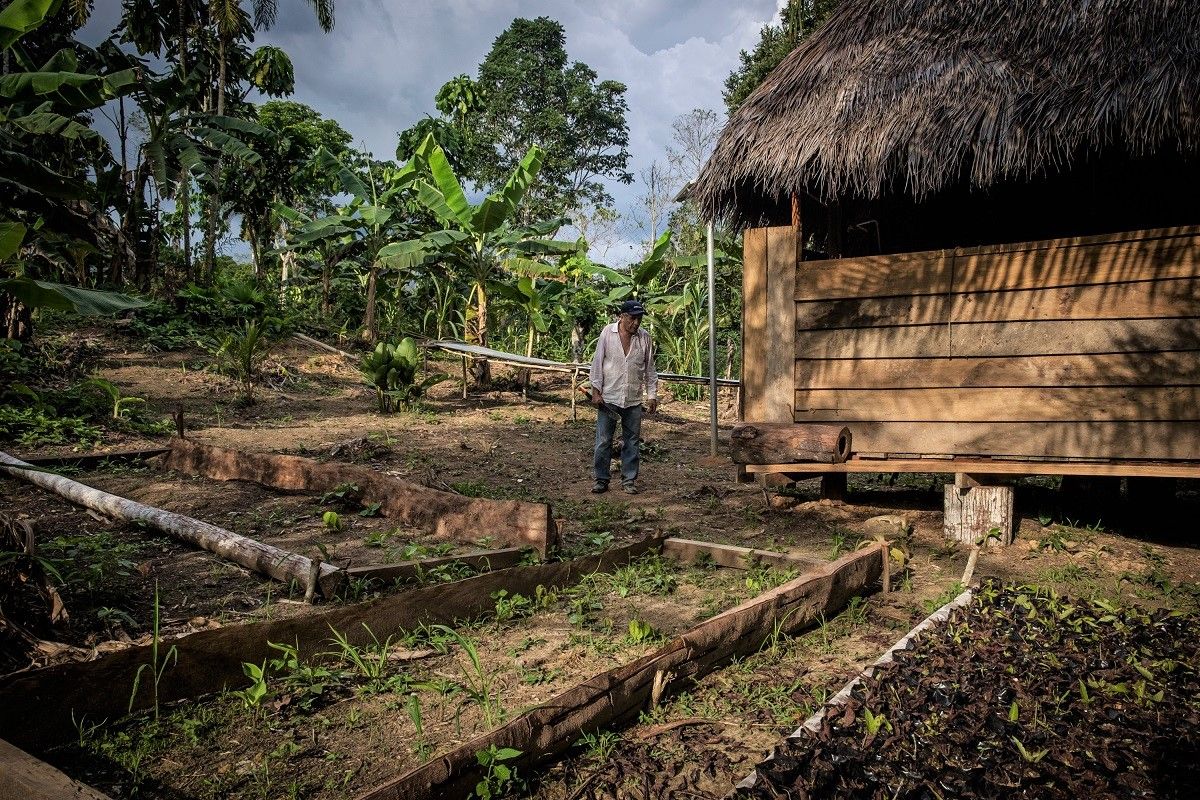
[0,277,147,315]
[7,104,103,142]
[414,180,465,229]
[315,147,368,201]
[0,67,137,110]
[426,145,472,227]
[470,145,545,234]
[0,146,86,198]
[378,230,470,269]
[0,222,26,261]
[0,0,59,51]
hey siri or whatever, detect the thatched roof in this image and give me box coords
[694,0,1200,223]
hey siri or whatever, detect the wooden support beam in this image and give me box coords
[821,472,847,503]
[944,473,1014,546]
[744,457,1200,480]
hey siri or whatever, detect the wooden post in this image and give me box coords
[944,473,1014,546]
[821,472,847,503]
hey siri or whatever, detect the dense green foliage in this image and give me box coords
[1,2,746,444]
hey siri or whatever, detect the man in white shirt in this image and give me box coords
[588,299,659,494]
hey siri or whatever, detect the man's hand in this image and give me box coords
[591,388,603,406]
[647,398,658,414]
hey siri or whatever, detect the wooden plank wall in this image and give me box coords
[743,226,799,423]
[782,226,1200,461]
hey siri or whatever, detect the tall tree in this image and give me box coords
[469,17,632,220]
[723,0,837,114]
[223,99,354,273]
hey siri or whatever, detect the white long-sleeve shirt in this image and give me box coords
[588,322,658,408]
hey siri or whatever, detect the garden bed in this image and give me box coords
[734,582,1200,799]
[25,542,850,799]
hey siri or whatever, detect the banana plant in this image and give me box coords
[287,149,418,342]
[360,337,447,412]
[379,135,581,385]
[491,276,564,360]
[581,230,671,306]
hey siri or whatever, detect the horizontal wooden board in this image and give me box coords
[796,352,1200,389]
[744,459,1200,479]
[794,386,1200,423]
[795,250,952,301]
[794,227,1200,301]
[795,277,1200,330]
[795,318,1200,359]
[786,420,1200,461]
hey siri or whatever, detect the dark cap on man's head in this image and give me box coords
[618,299,646,317]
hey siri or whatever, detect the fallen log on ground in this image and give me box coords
[0,536,664,751]
[0,451,344,600]
[730,423,852,464]
[163,438,557,554]
[359,544,885,800]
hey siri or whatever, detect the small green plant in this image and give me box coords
[862,707,892,737]
[576,729,620,760]
[319,482,363,509]
[267,641,339,710]
[361,338,447,412]
[492,589,534,622]
[473,745,522,799]
[1010,735,1049,763]
[322,511,343,531]
[626,618,655,644]
[84,377,146,419]
[129,583,178,719]
[234,660,270,711]
[407,693,432,762]
[427,625,504,725]
[326,625,395,689]
[207,319,272,403]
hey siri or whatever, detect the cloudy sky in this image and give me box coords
[80,0,782,264]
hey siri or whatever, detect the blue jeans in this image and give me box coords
[593,403,642,485]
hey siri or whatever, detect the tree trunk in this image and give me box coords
[2,293,32,342]
[0,451,344,598]
[471,280,491,386]
[203,35,227,285]
[363,261,379,343]
[179,168,193,283]
[321,256,333,315]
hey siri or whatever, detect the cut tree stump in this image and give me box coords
[730,423,851,464]
[163,439,557,555]
[0,451,344,598]
[944,473,1014,545]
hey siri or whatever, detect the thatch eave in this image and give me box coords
[694,0,1200,225]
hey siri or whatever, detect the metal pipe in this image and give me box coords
[707,220,718,457]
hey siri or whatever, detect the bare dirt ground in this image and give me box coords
[4,330,1199,798]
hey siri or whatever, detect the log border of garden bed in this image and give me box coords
[0,536,665,751]
[0,736,112,800]
[731,586,977,794]
[162,438,558,555]
[0,450,345,598]
[358,544,886,800]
